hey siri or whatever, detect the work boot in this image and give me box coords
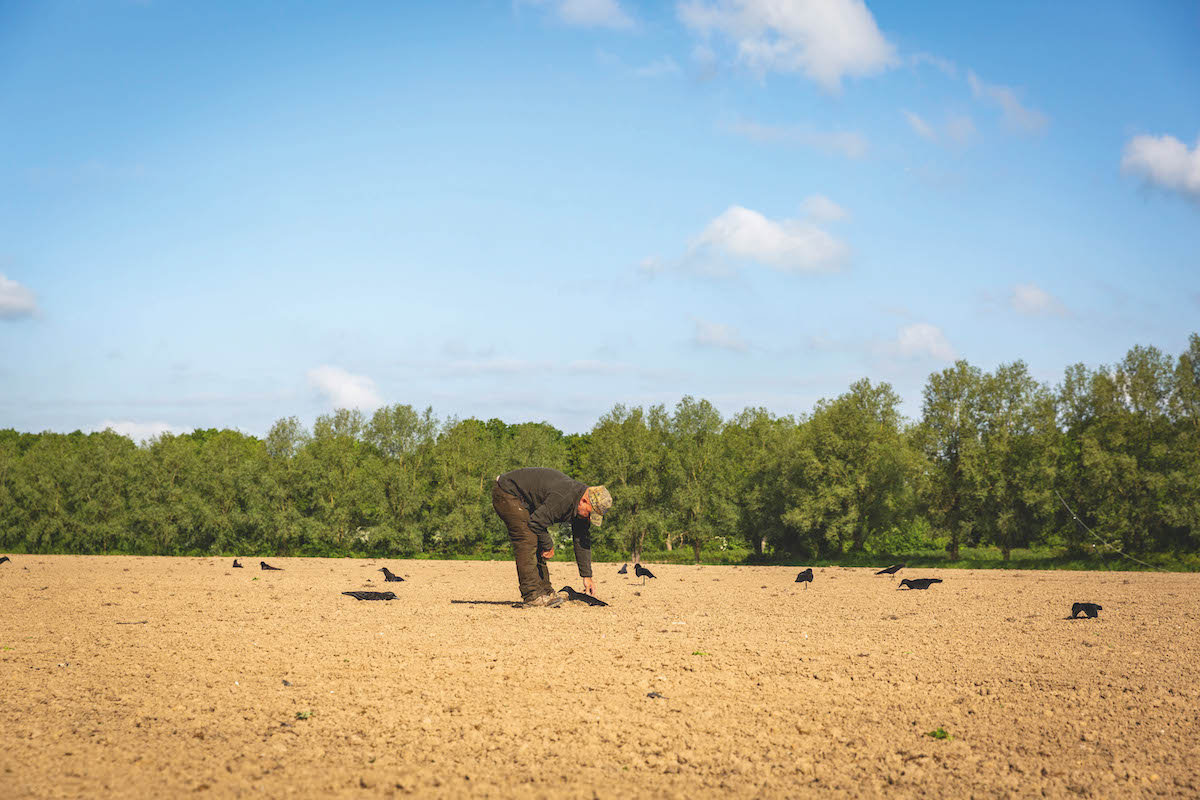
[523,592,563,608]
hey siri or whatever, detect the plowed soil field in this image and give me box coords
[2,556,1198,798]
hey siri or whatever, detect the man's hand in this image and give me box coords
[540,548,554,559]
[582,576,596,596]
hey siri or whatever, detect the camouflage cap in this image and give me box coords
[587,485,613,526]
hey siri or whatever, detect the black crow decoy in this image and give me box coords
[898,578,942,590]
[342,591,397,601]
[558,585,609,607]
[634,563,656,584]
[795,568,813,588]
[232,559,243,568]
[0,556,9,565]
[1070,602,1102,619]
[379,567,404,582]
[260,561,282,571]
[876,563,904,579]
[617,563,628,574]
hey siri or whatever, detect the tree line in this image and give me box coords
[2,334,1197,563]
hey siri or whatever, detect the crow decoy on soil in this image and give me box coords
[898,578,942,590]
[379,567,404,582]
[795,568,813,588]
[1070,602,1103,619]
[232,559,243,568]
[876,563,904,579]
[634,563,656,584]
[558,585,609,607]
[0,556,9,565]
[342,591,397,601]
[260,561,283,571]
[617,563,628,574]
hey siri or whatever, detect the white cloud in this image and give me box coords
[690,205,850,273]
[525,0,634,29]
[910,52,956,77]
[97,420,187,442]
[902,110,936,141]
[691,316,748,352]
[1010,283,1067,316]
[566,359,637,375]
[903,110,975,146]
[0,273,38,320]
[726,119,868,158]
[967,70,1048,133]
[678,0,897,92]
[636,56,681,77]
[691,43,718,79]
[1121,133,1200,199]
[894,323,956,361]
[307,366,383,410]
[638,256,669,275]
[945,114,976,146]
[801,194,848,222]
[440,357,544,376]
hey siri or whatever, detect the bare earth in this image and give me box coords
[2,557,1199,798]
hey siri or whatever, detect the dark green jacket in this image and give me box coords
[496,467,593,577]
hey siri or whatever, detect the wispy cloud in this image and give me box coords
[691,316,748,352]
[637,256,670,276]
[678,0,898,93]
[945,114,976,146]
[687,205,850,274]
[902,110,936,141]
[726,119,868,159]
[636,56,681,77]
[96,420,188,442]
[909,52,957,77]
[903,110,975,146]
[1121,133,1200,200]
[522,0,634,29]
[1010,282,1068,317]
[801,194,848,222]
[0,274,38,320]
[892,322,956,361]
[307,366,383,410]
[967,70,1048,133]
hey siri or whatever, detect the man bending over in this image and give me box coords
[492,467,613,608]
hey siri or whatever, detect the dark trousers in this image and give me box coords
[492,481,553,602]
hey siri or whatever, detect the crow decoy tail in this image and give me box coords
[260,561,282,571]
[558,585,609,607]
[898,578,942,590]
[379,567,404,582]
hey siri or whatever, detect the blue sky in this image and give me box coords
[2,0,1198,439]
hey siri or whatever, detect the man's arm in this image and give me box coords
[571,517,593,579]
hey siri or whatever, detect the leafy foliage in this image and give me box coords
[1,337,1197,561]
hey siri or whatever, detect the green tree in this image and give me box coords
[781,379,915,556]
[723,407,799,556]
[1167,334,1200,546]
[661,397,736,563]
[584,404,667,561]
[915,361,986,560]
[426,417,501,553]
[971,363,1060,560]
[362,404,438,554]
